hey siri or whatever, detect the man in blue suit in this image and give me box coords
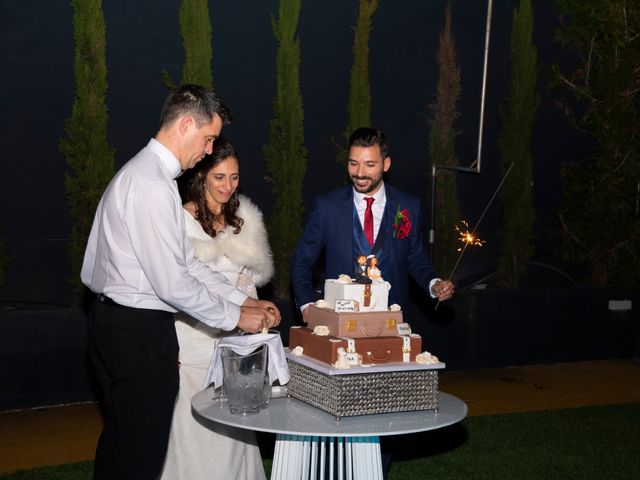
[291,127,454,321]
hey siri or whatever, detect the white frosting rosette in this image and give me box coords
[313,325,330,336]
[415,351,440,365]
[315,299,330,309]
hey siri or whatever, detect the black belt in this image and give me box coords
[98,294,122,308]
[96,295,174,319]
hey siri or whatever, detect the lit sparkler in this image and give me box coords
[434,161,515,310]
[455,220,485,251]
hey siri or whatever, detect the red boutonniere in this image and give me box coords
[392,205,412,239]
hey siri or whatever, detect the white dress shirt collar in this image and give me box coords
[148,138,182,179]
[353,182,386,207]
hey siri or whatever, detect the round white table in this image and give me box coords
[192,387,467,480]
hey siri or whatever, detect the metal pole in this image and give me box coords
[429,0,494,256]
[474,0,494,171]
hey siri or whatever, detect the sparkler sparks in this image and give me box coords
[455,220,485,251]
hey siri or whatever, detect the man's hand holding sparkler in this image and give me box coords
[431,279,455,301]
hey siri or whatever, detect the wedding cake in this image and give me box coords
[286,256,443,417]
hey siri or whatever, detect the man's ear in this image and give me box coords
[383,156,391,172]
[178,115,194,135]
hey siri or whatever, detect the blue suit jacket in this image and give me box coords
[290,184,439,312]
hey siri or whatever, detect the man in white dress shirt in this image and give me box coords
[81,85,280,480]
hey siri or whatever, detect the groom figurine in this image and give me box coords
[291,127,454,321]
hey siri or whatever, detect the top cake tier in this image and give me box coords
[323,278,391,312]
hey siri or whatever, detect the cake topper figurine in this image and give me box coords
[366,255,382,281]
[354,254,372,284]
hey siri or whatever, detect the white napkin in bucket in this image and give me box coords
[204,332,291,389]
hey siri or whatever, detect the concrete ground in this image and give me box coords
[1,358,639,475]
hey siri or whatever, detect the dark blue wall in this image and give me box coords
[0,0,589,305]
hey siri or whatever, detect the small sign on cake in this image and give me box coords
[335,299,359,313]
[396,323,412,336]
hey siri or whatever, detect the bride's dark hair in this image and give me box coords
[186,137,244,238]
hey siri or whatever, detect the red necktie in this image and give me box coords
[364,197,375,247]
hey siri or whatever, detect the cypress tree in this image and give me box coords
[496,0,540,287]
[429,2,462,275]
[59,0,115,299]
[337,0,379,167]
[163,0,213,89]
[180,0,213,88]
[263,0,308,299]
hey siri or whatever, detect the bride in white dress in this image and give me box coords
[160,139,274,480]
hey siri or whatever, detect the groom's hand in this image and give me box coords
[432,280,455,301]
[237,305,277,333]
[240,298,281,331]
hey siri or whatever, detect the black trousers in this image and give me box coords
[88,296,179,480]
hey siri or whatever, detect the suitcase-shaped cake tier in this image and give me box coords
[289,326,421,365]
[305,304,404,338]
[324,278,391,312]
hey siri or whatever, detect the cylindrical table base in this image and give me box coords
[271,434,383,480]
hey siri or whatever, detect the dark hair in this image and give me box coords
[159,84,233,130]
[186,138,244,238]
[348,127,389,159]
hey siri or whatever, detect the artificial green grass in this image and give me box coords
[387,402,640,479]
[2,403,638,479]
[0,463,93,480]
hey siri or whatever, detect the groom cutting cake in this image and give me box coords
[291,127,454,322]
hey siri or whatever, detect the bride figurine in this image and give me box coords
[366,255,382,281]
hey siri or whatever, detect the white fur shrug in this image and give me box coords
[185,195,274,287]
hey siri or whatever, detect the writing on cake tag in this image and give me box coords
[346,352,360,365]
[396,323,412,336]
[335,299,358,313]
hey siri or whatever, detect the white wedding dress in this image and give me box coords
[161,196,273,480]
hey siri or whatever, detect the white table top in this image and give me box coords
[192,387,468,438]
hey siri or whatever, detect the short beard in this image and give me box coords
[352,176,382,194]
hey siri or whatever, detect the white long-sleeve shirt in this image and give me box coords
[81,138,246,330]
